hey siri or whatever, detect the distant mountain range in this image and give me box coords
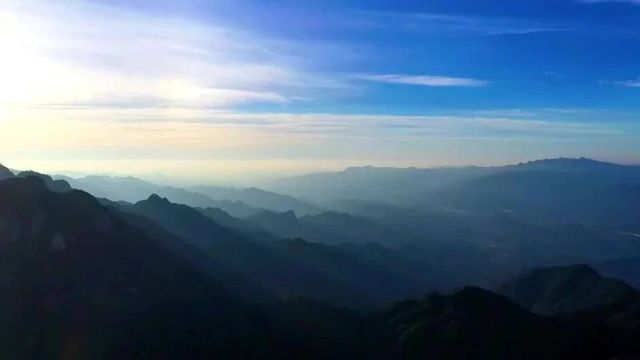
[31,158,640,292]
[191,185,325,215]
[265,164,493,206]
[267,157,640,227]
[4,159,640,358]
[2,170,640,358]
[56,174,322,217]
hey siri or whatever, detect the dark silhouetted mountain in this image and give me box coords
[269,285,640,359]
[244,206,640,292]
[200,206,460,297]
[96,197,275,304]
[265,297,372,358]
[192,185,325,216]
[120,195,451,307]
[382,286,626,360]
[593,256,640,289]
[118,194,385,308]
[274,238,429,303]
[2,176,640,358]
[499,265,637,315]
[203,206,478,294]
[18,170,72,192]
[0,176,275,359]
[0,164,13,181]
[384,287,550,359]
[320,205,640,291]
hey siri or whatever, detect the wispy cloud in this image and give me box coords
[578,0,640,4]
[615,80,640,87]
[356,10,568,36]
[0,1,351,110]
[354,74,488,87]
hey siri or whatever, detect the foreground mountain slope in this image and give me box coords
[0,176,274,359]
[499,265,637,315]
[382,286,619,359]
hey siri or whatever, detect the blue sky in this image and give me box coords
[0,0,639,182]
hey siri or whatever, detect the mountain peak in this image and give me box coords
[18,170,72,193]
[146,193,169,203]
[514,157,620,171]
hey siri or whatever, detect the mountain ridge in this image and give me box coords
[499,264,637,315]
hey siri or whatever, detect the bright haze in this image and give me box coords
[1,0,639,182]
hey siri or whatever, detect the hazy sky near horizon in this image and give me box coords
[1,0,640,182]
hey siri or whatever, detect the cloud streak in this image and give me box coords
[578,0,640,4]
[0,1,350,110]
[356,10,569,36]
[615,80,640,87]
[354,74,488,87]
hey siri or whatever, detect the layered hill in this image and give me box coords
[1,172,640,358]
[0,176,272,358]
[58,175,322,217]
[115,194,428,307]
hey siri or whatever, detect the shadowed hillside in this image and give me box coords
[499,264,637,315]
[0,176,273,359]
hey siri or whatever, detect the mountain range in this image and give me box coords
[3,158,640,358]
[57,175,322,217]
[267,158,640,227]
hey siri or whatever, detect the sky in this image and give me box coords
[0,0,639,183]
